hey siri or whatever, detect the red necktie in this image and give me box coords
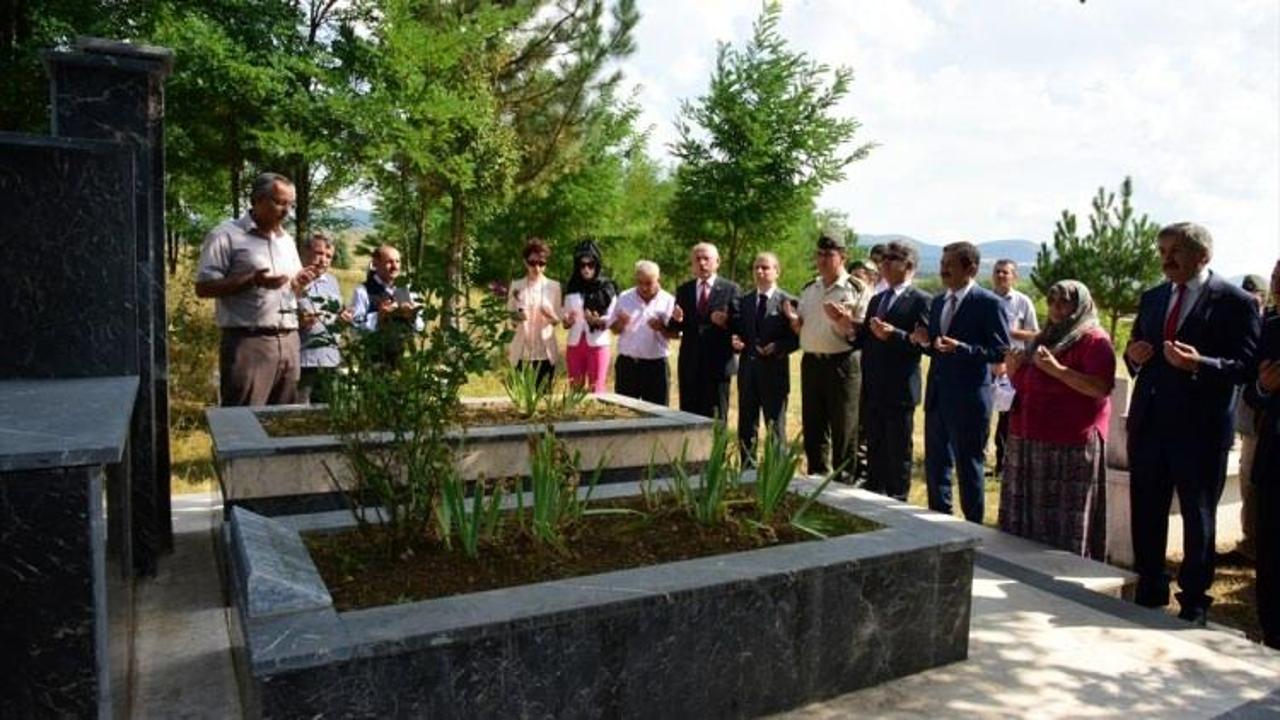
[697,282,710,316]
[1164,283,1185,341]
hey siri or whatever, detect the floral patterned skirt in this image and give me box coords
[998,430,1107,559]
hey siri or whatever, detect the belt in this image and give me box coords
[804,349,853,360]
[223,326,295,337]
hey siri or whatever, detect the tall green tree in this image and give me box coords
[364,0,638,323]
[1031,176,1161,336]
[668,1,871,282]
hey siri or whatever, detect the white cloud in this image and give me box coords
[615,0,1280,277]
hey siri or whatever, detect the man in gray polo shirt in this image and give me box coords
[196,172,317,406]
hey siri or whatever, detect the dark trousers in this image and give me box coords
[219,329,300,407]
[800,351,860,479]
[853,383,869,481]
[737,356,789,465]
[994,411,1010,474]
[925,401,990,523]
[515,359,555,389]
[298,366,336,405]
[865,401,915,500]
[1257,479,1280,648]
[615,355,669,407]
[1129,426,1228,611]
[680,372,730,420]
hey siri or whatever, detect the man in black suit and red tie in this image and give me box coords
[669,242,741,420]
[857,241,931,500]
[730,252,799,465]
[1125,222,1260,626]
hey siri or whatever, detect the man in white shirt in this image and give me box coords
[195,172,317,406]
[991,259,1040,476]
[610,260,677,406]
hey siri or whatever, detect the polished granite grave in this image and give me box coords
[46,37,177,569]
[207,393,715,516]
[0,376,139,719]
[225,476,977,719]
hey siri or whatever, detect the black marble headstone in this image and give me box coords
[0,135,139,376]
[44,38,175,570]
[0,376,139,719]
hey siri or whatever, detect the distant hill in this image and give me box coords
[859,234,1040,276]
[330,206,375,231]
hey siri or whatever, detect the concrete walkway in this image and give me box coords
[132,491,241,719]
[134,490,1280,719]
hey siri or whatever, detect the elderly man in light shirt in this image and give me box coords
[296,233,353,404]
[990,258,1040,477]
[610,260,678,406]
[196,172,317,406]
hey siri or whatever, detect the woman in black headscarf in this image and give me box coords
[562,239,617,392]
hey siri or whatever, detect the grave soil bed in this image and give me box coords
[259,399,643,437]
[306,493,877,611]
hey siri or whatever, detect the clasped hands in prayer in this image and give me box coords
[1126,339,1202,372]
[1004,346,1065,376]
[908,324,962,354]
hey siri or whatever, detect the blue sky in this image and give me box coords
[614,0,1279,277]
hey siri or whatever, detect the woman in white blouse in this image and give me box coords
[507,238,561,387]
[561,240,617,393]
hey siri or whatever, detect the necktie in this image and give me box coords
[697,281,710,316]
[755,293,768,331]
[941,293,958,335]
[877,290,895,319]
[1164,283,1186,341]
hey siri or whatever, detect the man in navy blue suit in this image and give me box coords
[1125,222,1260,626]
[730,252,799,465]
[910,242,1010,523]
[858,241,931,500]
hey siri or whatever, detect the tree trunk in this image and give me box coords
[1108,309,1120,340]
[293,158,311,246]
[443,191,467,329]
[166,226,179,276]
[228,123,242,217]
[229,162,240,219]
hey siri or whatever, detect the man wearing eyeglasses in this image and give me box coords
[196,172,317,406]
[782,232,871,481]
[857,241,931,500]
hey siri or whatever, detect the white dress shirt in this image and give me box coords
[611,287,676,359]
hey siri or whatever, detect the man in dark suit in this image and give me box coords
[730,252,799,465]
[910,241,1010,523]
[669,242,741,420]
[1125,223,1260,626]
[857,241,931,500]
[1246,263,1280,648]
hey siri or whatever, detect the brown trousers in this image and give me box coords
[219,329,300,406]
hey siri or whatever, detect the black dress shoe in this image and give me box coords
[1177,606,1208,627]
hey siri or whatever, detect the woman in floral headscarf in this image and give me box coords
[999,280,1116,558]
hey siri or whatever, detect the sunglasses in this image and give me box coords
[525,258,547,267]
[580,260,597,268]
